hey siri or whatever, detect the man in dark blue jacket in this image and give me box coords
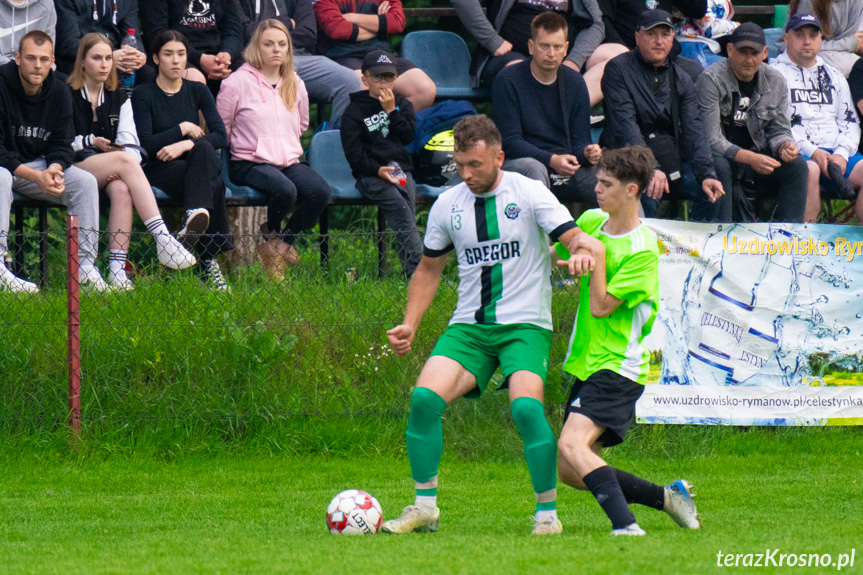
[493,12,601,206]
[602,9,723,220]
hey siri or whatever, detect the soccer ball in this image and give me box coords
[326,489,383,535]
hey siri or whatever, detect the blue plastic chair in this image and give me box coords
[764,28,783,61]
[401,31,490,102]
[220,150,267,205]
[307,130,388,274]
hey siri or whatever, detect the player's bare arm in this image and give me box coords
[574,233,623,318]
[555,227,595,276]
[387,254,448,356]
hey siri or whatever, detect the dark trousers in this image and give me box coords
[550,164,599,205]
[356,173,423,278]
[145,140,233,259]
[230,160,331,244]
[640,163,717,221]
[712,153,807,223]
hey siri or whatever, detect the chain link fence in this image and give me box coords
[1,207,580,437]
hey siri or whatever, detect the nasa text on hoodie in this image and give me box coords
[0,0,57,65]
[771,51,861,160]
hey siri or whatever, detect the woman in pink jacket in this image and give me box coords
[217,19,330,281]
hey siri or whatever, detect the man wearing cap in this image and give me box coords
[695,22,808,222]
[340,49,423,278]
[601,9,724,221]
[772,13,862,222]
[492,12,602,208]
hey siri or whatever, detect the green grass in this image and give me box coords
[1,426,861,575]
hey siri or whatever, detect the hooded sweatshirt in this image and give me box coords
[340,90,415,180]
[216,62,309,168]
[0,0,57,65]
[772,51,860,160]
[54,0,144,74]
[0,60,74,173]
[141,0,244,69]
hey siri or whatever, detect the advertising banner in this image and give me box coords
[637,220,863,425]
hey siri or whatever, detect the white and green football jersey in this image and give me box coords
[424,171,574,330]
[562,209,660,385]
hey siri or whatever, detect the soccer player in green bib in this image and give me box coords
[383,115,591,535]
[556,146,702,535]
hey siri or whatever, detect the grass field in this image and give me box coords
[1,425,861,575]
[2,227,862,574]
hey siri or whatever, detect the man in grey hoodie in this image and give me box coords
[0,0,56,66]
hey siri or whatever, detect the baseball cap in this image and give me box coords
[728,22,766,51]
[361,50,397,76]
[785,13,822,32]
[637,9,674,31]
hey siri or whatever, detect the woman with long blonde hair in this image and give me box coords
[67,33,196,290]
[217,19,330,282]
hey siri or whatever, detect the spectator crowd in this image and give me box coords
[3,0,863,294]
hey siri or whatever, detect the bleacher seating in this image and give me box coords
[7,3,856,282]
[402,31,490,102]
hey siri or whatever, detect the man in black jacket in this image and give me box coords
[340,50,421,278]
[54,0,150,84]
[598,0,708,80]
[601,10,723,220]
[141,0,244,93]
[236,0,362,124]
[0,31,103,293]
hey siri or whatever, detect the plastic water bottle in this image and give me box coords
[387,161,407,186]
[118,29,139,97]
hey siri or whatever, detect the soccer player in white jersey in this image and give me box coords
[383,114,591,535]
[556,146,700,536]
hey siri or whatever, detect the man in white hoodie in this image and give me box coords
[0,0,55,66]
[773,13,863,222]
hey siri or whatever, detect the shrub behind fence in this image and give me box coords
[1,227,579,437]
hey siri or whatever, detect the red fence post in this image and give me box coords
[67,215,81,439]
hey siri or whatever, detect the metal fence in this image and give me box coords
[1,213,580,436]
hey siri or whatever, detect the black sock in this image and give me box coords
[612,467,665,510]
[583,465,637,529]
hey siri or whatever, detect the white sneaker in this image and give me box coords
[157,235,196,270]
[612,523,646,536]
[177,208,209,250]
[380,505,440,534]
[79,264,110,292]
[199,259,230,292]
[663,480,700,529]
[108,269,134,291]
[0,262,38,293]
[531,516,563,535]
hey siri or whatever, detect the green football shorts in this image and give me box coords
[429,323,552,398]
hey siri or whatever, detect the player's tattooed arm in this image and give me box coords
[387,254,448,356]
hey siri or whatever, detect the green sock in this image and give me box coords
[406,387,447,484]
[510,397,557,511]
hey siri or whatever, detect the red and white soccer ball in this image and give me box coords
[326,489,383,535]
